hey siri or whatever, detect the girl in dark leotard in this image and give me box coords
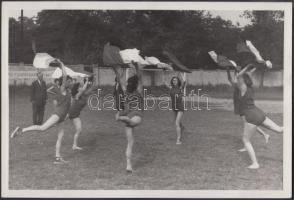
[226,66,270,150]
[68,77,99,150]
[235,64,283,169]
[163,72,186,145]
[112,62,144,173]
[11,60,73,164]
[46,78,61,110]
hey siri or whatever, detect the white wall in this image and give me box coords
[8,64,283,87]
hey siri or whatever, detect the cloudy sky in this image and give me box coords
[8,9,251,27]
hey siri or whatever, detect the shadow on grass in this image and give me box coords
[133,141,158,170]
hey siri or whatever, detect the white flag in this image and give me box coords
[33,53,56,68]
[51,67,89,78]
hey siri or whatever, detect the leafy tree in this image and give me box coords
[8,9,283,73]
[241,11,284,68]
[9,17,37,63]
[240,11,284,87]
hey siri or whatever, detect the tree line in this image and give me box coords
[9,10,284,69]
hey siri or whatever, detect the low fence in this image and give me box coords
[8,64,283,87]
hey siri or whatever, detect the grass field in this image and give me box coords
[8,88,283,190]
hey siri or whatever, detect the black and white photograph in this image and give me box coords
[1,1,292,198]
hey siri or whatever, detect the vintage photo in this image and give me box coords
[1,1,292,198]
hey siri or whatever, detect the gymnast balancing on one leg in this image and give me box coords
[235,64,283,169]
[68,76,100,150]
[112,62,144,173]
[11,60,73,164]
[163,72,186,145]
[226,66,270,150]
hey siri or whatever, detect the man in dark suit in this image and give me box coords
[31,71,47,125]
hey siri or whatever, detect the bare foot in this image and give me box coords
[10,127,23,138]
[72,146,83,151]
[238,148,247,152]
[115,112,120,121]
[247,163,260,169]
[126,159,133,173]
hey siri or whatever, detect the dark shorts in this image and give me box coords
[243,107,266,126]
[172,103,185,112]
[68,112,80,120]
[54,109,69,123]
[54,113,67,123]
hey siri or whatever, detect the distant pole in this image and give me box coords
[183,72,187,96]
[20,9,24,64]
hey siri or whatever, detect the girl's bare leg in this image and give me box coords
[238,117,269,152]
[54,124,69,164]
[238,116,247,152]
[242,122,259,169]
[56,125,64,158]
[257,127,270,143]
[175,111,184,144]
[22,115,60,133]
[115,112,132,126]
[116,111,142,128]
[261,117,283,133]
[125,126,134,172]
[72,117,82,150]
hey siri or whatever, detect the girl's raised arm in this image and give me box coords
[57,59,67,93]
[84,76,100,96]
[112,66,126,92]
[75,78,89,99]
[227,68,237,86]
[133,62,143,94]
[179,72,187,90]
[236,63,253,78]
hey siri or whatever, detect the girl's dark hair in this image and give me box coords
[67,75,72,81]
[243,73,253,88]
[71,82,81,97]
[126,75,139,93]
[54,78,61,86]
[170,76,181,87]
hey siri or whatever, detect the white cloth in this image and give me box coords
[208,51,218,63]
[265,60,273,69]
[145,56,161,65]
[33,53,56,68]
[144,56,173,70]
[246,40,272,69]
[157,63,173,71]
[51,66,89,79]
[229,60,237,68]
[119,49,148,65]
[246,40,264,63]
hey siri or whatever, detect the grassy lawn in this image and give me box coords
[8,89,283,190]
